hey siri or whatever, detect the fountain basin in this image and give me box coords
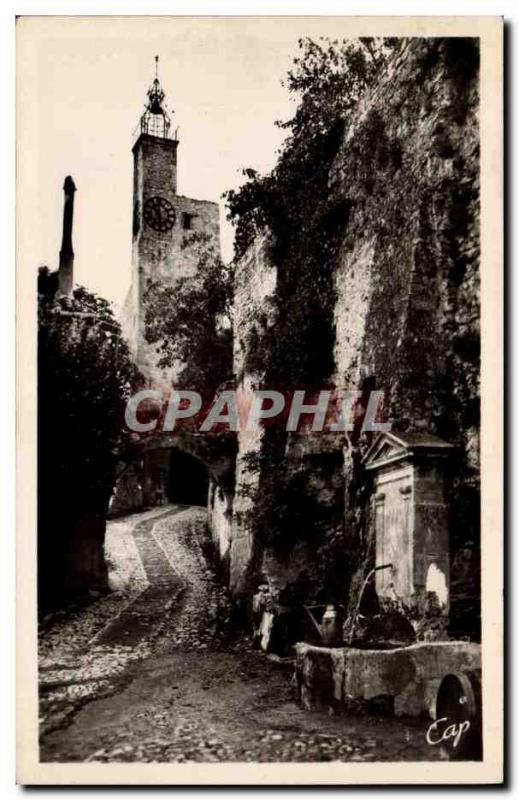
[295,640,481,718]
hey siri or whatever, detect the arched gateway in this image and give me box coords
[109,431,235,518]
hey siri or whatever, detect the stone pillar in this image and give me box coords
[58,175,76,296]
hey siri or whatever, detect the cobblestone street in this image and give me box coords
[39,507,447,763]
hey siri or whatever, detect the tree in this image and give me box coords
[143,232,234,396]
[225,37,397,261]
[38,268,139,611]
[224,38,398,388]
[222,38,399,599]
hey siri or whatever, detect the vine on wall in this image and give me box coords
[226,38,398,598]
[227,37,481,630]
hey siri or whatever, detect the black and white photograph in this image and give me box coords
[15,14,503,785]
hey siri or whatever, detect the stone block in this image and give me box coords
[295,641,481,718]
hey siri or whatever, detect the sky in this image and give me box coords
[18,16,368,311]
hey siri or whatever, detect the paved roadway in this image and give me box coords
[39,506,447,763]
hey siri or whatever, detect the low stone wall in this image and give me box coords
[295,641,481,718]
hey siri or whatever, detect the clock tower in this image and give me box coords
[124,57,220,384]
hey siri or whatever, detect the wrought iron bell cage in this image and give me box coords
[138,57,177,140]
[140,78,171,138]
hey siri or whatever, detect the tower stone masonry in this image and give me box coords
[123,59,220,385]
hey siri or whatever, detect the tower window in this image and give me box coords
[182,212,195,230]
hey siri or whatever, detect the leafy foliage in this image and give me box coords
[226,37,397,263]
[225,38,397,583]
[143,233,234,395]
[38,268,139,606]
[226,38,399,390]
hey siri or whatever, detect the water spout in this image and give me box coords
[346,563,393,645]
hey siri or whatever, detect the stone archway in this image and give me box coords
[110,446,209,515]
[108,434,236,581]
[109,433,236,517]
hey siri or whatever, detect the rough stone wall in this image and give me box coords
[230,234,345,599]
[329,38,480,636]
[229,235,277,595]
[233,234,277,381]
[227,38,480,637]
[331,39,479,432]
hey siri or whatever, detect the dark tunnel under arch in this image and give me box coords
[167,448,209,507]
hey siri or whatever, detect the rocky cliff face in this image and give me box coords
[330,38,480,637]
[331,38,479,442]
[227,38,480,638]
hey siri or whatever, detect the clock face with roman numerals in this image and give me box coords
[143,196,176,232]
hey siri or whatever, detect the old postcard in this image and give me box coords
[16,15,503,784]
